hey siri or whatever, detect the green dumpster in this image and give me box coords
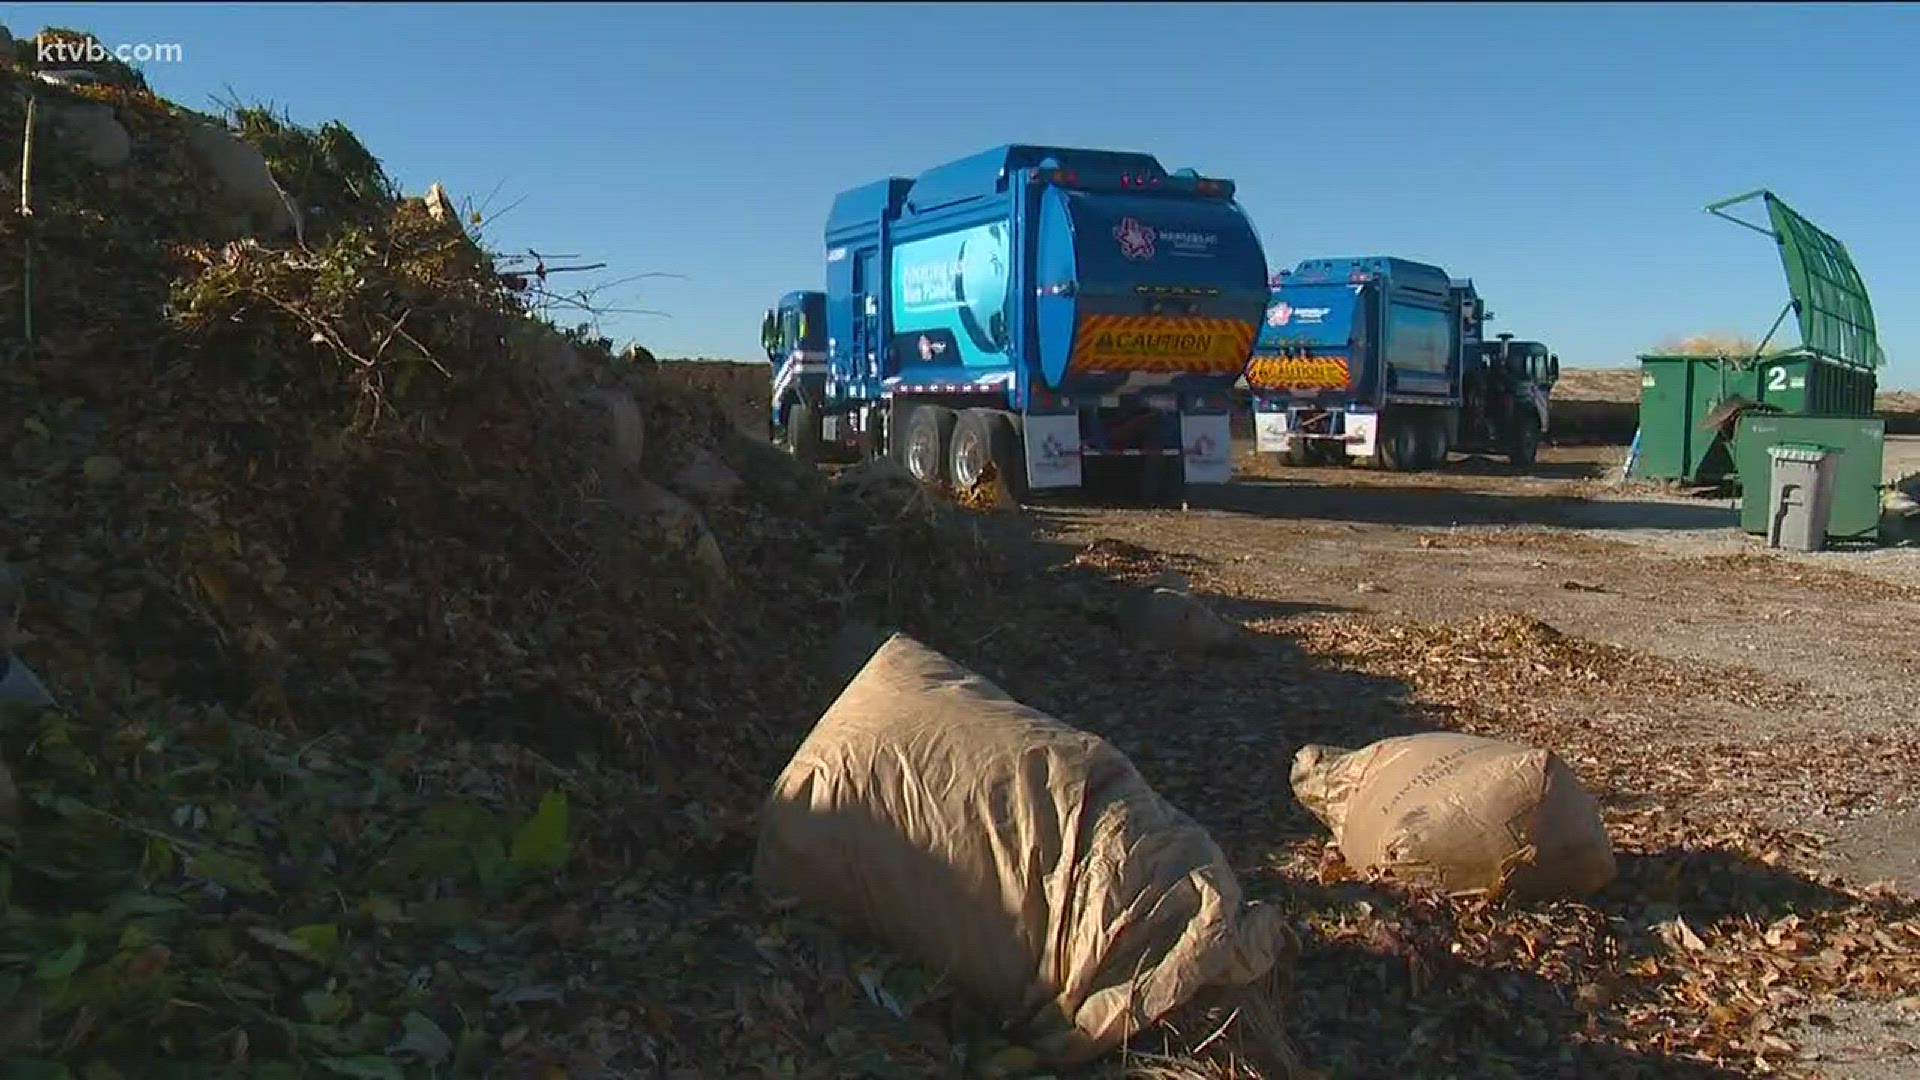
[1734,414,1886,543]
[1631,190,1884,484]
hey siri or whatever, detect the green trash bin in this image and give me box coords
[1764,443,1839,552]
[1630,189,1884,484]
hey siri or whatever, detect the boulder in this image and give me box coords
[581,389,646,473]
[609,478,727,582]
[44,97,130,169]
[183,119,297,235]
[669,447,742,503]
[1116,587,1245,655]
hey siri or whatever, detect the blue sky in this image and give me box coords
[12,2,1918,385]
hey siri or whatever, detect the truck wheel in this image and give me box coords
[1139,454,1187,507]
[1377,419,1418,472]
[1430,414,1454,469]
[1510,415,1541,472]
[900,404,957,485]
[1283,439,1315,467]
[1312,441,1346,467]
[1411,413,1450,472]
[951,409,1027,501]
[784,401,823,462]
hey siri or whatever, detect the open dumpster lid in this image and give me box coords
[1706,189,1883,370]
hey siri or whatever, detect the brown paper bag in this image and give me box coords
[1291,732,1615,899]
[756,633,1288,1067]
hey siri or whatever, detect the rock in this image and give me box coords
[516,324,587,392]
[43,97,130,169]
[611,478,726,580]
[690,532,729,584]
[582,389,645,473]
[1355,580,1387,594]
[670,448,742,503]
[183,119,297,235]
[1115,587,1245,655]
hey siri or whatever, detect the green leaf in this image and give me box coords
[34,940,85,981]
[101,894,188,923]
[188,849,272,894]
[467,836,518,895]
[508,789,570,871]
[290,923,341,962]
[137,838,176,883]
[315,1059,401,1080]
[388,1011,452,1066]
[301,988,353,1024]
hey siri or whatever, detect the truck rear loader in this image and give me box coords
[1245,257,1558,471]
[761,144,1271,502]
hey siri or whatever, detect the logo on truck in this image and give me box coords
[1114,217,1157,261]
[1267,302,1292,327]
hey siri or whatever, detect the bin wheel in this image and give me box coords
[900,404,957,485]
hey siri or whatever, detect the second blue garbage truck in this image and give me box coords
[1244,256,1559,471]
[761,144,1271,502]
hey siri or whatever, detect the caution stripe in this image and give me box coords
[1067,315,1256,376]
[1246,353,1351,391]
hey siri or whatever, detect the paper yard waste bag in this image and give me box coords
[756,633,1290,1068]
[1290,732,1616,899]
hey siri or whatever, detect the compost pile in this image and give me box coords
[0,37,1049,1079]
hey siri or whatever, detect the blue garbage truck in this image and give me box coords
[1244,256,1558,471]
[761,144,1271,501]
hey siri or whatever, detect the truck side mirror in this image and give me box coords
[761,310,779,355]
[1548,355,1560,382]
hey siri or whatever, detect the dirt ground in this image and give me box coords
[657,358,1920,1076]
[964,439,1920,1079]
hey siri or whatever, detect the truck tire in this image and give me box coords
[1376,418,1418,472]
[1283,439,1315,467]
[1312,441,1347,467]
[1139,453,1188,508]
[899,404,957,485]
[1412,412,1451,472]
[1510,414,1541,472]
[784,401,824,462]
[950,409,1028,502]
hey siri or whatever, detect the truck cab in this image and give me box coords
[761,290,829,453]
[1458,333,1559,467]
